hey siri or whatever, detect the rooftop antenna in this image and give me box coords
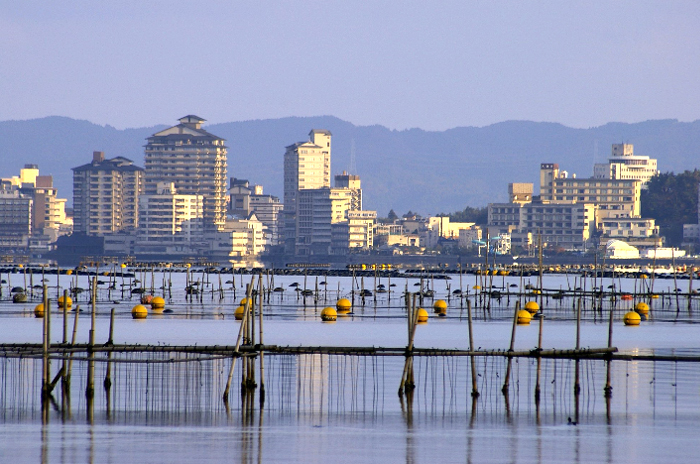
[349,138,357,174]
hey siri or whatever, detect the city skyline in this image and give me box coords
[2,2,700,131]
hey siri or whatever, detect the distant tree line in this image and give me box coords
[443,206,488,224]
[641,170,700,246]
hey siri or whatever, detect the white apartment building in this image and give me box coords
[594,143,658,189]
[135,182,204,255]
[209,214,265,258]
[229,178,283,246]
[331,210,377,253]
[540,163,641,221]
[283,129,331,252]
[72,151,143,236]
[3,164,70,243]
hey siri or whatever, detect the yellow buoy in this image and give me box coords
[240,298,249,307]
[640,274,648,279]
[651,294,660,299]
[433,299,447,314]
[472,285,481,290]
[623,311,641,326]
[151,296,165,311]
[131,304,148,319]
[336,298,352,313]
[517,309,532,324]
[524,301,539,315]
[34,303,45,318]
[498,270,508,276]
[66,269,73,275]
[57,295,72,309]
[634,302,649,315]
[121,263,127,269]
[234,305,245,320]
[321,307,337,322]
[416,308,429,323]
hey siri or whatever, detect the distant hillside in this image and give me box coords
[2,116,700,216]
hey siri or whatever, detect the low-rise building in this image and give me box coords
[209,214,265,259]
[135,182,205,255]
[520,202,597,251]
[458,227,482,249]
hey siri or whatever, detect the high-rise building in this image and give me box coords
[144,116,228,230]
[72,151,143,236]
[334,171,362,211]
[594,143,659,188]
[283,130,331,251]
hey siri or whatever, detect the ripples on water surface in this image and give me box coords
[2,270,700,463]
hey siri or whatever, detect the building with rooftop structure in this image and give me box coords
[539,163,641,221]
[144,115,227,231]
[283,129,331,253]
[73,151,143,236]
[594,143,658,189]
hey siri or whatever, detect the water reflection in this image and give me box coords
[4,270,700,462]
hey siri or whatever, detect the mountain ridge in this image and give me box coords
[1,116,699,216]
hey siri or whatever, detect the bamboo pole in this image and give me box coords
[223,282,254,403]
[604,306,614,398]
[86,276,97,409]
[467,295,479,398]
[258,273,266,406]
[502,300,520,394]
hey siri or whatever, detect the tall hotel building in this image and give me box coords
[72,151,143,235]
[283,129,331,252]
[144,116,228,231]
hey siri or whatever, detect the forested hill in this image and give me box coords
[2,116,700,216]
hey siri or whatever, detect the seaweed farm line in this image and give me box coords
[4,268,700,463]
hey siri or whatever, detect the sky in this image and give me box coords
[1,1,700,131]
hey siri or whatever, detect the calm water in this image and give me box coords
[2,270,700,463]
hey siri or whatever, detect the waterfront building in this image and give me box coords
[520,202,597,251]
[331,210,377,253]
[283,129,331,253]
[594,143,658,188]
[295,187,352,256]
[135,182,205,255]
[72,151,143,236]
[334,171,362,211]
[144,116,227,231]
[599,217,661,247]
[0,192,32,248]
[458,227,482,250]
[209,213,265,259]
[539,163,641,221]
[2,164,71,245]
[229,178,283,246]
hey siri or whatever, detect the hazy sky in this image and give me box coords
[2,1,699,130]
